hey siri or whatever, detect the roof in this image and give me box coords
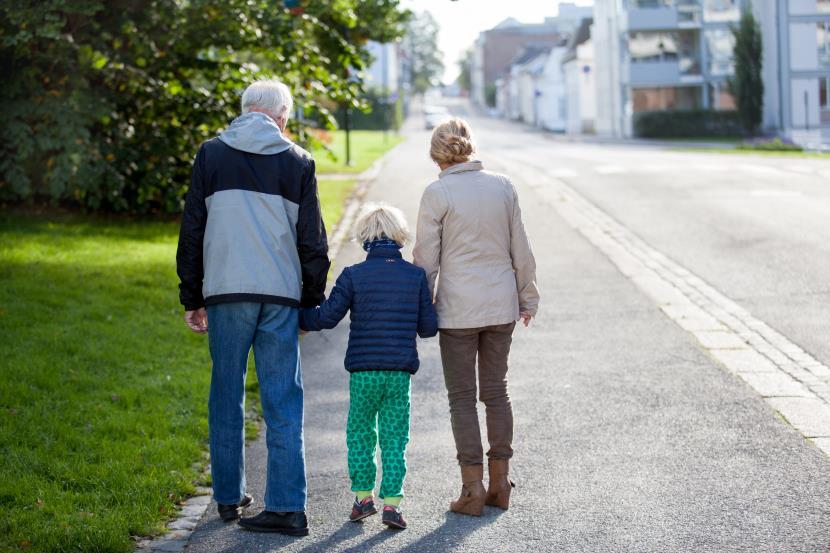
[510,45,553,68]
[561,17,593,64]
[493,17,522,30]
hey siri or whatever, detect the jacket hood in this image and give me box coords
[218,112,294,155]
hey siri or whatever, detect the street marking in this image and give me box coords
[519,165,830,453]
[784,165,815,174]
[642,164,672,173]
[551,168,578,178]
[595,165,626,175]
[750,190,804,198]
[694,164,729,172]
[737,164,787,176]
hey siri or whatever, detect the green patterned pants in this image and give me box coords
[347,371,411,499]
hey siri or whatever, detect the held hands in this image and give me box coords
[519,311,532,327]
[184,308,208,334]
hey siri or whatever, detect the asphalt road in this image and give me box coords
[186,108,830,552]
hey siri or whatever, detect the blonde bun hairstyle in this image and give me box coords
[430,117,475,165]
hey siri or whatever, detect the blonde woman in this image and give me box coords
[413,118,539,516]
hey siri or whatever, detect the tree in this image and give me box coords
[457,48,473,93]
[730,4,764,135]
[0,0,410,213]
[403,11,444,94]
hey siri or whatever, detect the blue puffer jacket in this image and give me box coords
[299,243,438,374]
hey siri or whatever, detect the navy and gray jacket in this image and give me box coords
[299,242,438,374]
[176,112,330,311]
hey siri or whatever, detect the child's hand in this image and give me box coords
[519,311,532,327]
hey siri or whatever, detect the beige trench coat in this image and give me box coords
[412,161,539,329]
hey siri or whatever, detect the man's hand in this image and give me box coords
[519,311,532,328]
[185,308,208,334]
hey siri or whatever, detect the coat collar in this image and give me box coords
[439,160,483,178]
[366,246,403,259]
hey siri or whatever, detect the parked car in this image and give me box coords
[424,105,450,129]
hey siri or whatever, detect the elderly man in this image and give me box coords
[176,79,329,536]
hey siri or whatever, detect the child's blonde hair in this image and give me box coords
[354,202,411,246]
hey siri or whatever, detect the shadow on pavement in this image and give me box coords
[296,520,375,553]
[392,509,505,553]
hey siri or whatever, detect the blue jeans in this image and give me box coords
[206,302,306,512]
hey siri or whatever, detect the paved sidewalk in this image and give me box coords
[185,116,830,552]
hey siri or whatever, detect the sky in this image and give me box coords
[400,0,594,83]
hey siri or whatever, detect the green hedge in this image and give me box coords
[336,89,404,131]
[634,110,745,138]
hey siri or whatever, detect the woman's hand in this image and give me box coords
[519,311,532,327]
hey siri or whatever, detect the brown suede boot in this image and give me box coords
[485,459,515,510]
[450,464,486,516]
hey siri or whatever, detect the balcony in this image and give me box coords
[628,60,703,86]
[623,1,702,31]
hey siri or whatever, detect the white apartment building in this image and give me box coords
[757,0,830,144]
[594,0,740,137]
[594,0,830,143]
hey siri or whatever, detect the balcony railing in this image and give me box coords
[624,0,702,30]
[628,59,703,86]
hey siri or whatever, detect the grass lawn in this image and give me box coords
[311,130,404,174]
[318,178,357,232]
[0,198,348,552]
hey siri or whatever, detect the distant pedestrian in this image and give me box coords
[413,117,539,516]
[299,203,438,530]
[176,79,330,536]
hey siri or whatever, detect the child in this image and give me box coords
[299,203,438,530]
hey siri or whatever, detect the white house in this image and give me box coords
[536,41,570,132]
[517,50,550,125]
[562,18,597,134]
[503,46,550,123]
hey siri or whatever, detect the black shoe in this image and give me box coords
[349,496,378,522]
[238,510,309,536]
[217,494,253,522]
[381,505,407,530]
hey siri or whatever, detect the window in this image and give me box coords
[629,31,700,74]
[632,86,702,112]
[703,0,739,22]
[818,21,830,68]
[706,28,735,75]
[820,77,830,123]
[791,0,830,15]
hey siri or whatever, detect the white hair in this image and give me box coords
[241,79,294,122]
[354,202,411,246]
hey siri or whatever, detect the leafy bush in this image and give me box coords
[0,1,409,213]
[634,109,745,139]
